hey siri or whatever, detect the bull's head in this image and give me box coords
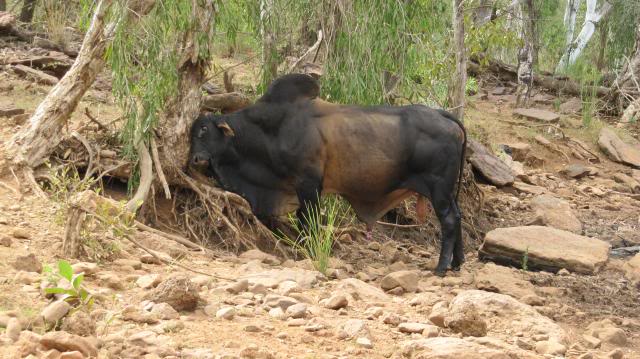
[189,113,236,182]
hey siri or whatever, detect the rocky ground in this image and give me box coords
[1,42,640,359]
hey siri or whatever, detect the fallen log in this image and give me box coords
[3,53,73,78]
[202,92,251,113]
[12,64,59,85]
[468,57,610,98]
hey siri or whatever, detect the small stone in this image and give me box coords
[287,318,306,327]
[136,274,161,289]
[11,228,31,239]
[216,307,236,320]
[276,280,300,295]
[382,313,402,326]
[13,271,40,284]
[225,279,249,294]
[356,337,373,349]
[275,332,288,339]
[340,319,368,339]
[268,307,286,320]
[535,340,567,356]
[71,262,98,276]
[40,331,98,357]
[249,283,267,295]
[422,324,440,338]
[597,327,627,345]
[0,235,12,247]
[240,249,280,265]
[60,311,96,336]
[387,286,405,296]
[380,270,419,293]
[398,322,431,334]
[140,254,162,265]
[582,334,601,349]
[322,294,348,310]
[6,317,21,342]
[367,242,381,251]
[445,309,487,337]
[41,301,72,323]
[244,325,262,333]
[12,253,42,273]
[520,295,545,306]
[263,294,299,310]
[428,301,448,327]
[285,303,307,319]
[607,348,625,359]
[143,275,200,311]
[128,330,158,346]
[151,303,180,320]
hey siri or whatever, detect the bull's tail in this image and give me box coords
[436,109,467,201]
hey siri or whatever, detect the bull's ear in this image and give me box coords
[217,122,235,137]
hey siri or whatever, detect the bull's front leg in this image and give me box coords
[295,174,323,235]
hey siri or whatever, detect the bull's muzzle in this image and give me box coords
[190,153,210,168]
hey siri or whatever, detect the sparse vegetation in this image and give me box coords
[43,260,94,316]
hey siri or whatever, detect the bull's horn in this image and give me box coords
[217,122,235,137]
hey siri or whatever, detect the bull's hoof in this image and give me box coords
[451,265,462,272]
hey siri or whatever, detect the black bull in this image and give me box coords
[189,74,467,276]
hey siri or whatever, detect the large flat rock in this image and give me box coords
[479,226,609,274]
[598,128,640,168]
[400,337,538,359]
[513,108,560,123]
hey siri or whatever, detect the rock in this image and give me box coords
[285,303,307,319]
[428,301,449,328]
[216,307,236,320]
[97,272,125,290]
[0,107,25,117]
[322,294,348,310]
[71,262,98,276]
[512,181,546,195]
[559,97,582,114]
[514,108,560,123]
[12,64,59,85]
[398,322,433,334]
[240,249,280,265]
[40,331,98,357]
[136,274,162,289]
[122,306,159,324]
[503,142,530,162]
[339,319,368,339]
[479,226,610,274]
[356,336,373,349]
[520,294,544,306]
[491,87,507,95]
[530,194,582,233]
[445,309,488,337]
[380,270,419,293]
[447,290,566,344]
[622,253,640,286]
[582,334,601,349]
[598,128,640,168]
[128,330,158,346]
[613,173,640,193]
[143,275,200,311]
[6,317,21,342]
[535,340,566,356]
[263,294,299,310]
[59,351,84,359]
[422,325,440,338]
[0,235,12,247]
[114,258,142,270]
[607,348,625,359]
[474,263,536,299]
[151,302,180,320]
[588,324,627,346]
[41,300,71,323]
[467,139,515,187]
[382,312,402,326]
[60,311,96,336]
[140,254,162,265]
[13,271,41,284]
[225,279,249,294]
[241,268,321,289]
[276,280,300,295]
[268,307,286,319]
[561,164,593,179]
[400,337,515,359]
[11,253,42,273]
[336,278,390,302]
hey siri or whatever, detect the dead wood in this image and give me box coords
[202,92,252,113]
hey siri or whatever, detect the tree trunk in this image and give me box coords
[0,1,6,12]
[260,0,277,88]
[562,0,580,58]
[556,0,612,72]
[525,0,538,67]
[448,0,466,121]
[474,0,494,27]
[157,0,216,182]
[516,0,534,107]
[19,0,37,23]
[5,0,114,169]
[597,18,608,71]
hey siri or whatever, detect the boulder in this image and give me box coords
[559,98,582,114]
[322,293,348,310]
[474,263,536,299]
[467,140,515,187]
[561,164,594,179]
[530,194,582,233]
[479,226,609,274]
[622,253,640,286]
[11,253,42,273]
[446,290,566,344]
[513,108,560,123]
[502,142,531,162]
[380,270,419,293]
[586,319,627,346]
[400,337,519,359]
[598,128,640,168]
[143,275,200,311]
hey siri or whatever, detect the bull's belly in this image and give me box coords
[340,189,415,226]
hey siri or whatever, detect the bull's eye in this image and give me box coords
[197,126,208,138]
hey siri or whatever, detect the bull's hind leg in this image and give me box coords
[450,201,464,271]
[295,174,323,232]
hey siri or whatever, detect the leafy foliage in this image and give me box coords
[43,260,94,315]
